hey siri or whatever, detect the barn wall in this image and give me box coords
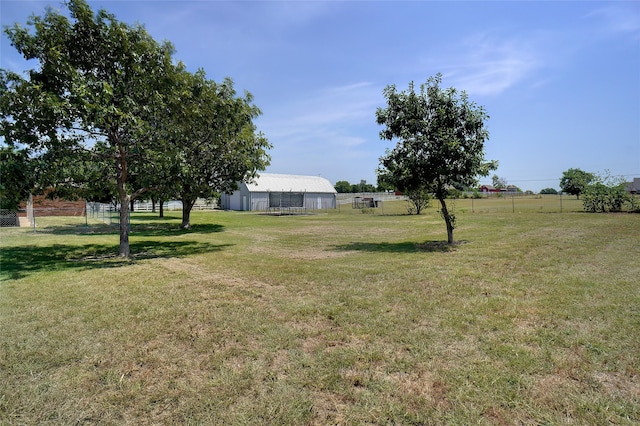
[303,193,336,210]
[229,187,239,210]
[224,187,336,211]
[250,193,269,211]
[18,194,85,217]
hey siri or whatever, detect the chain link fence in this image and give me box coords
[9,198,220,230]
[0,209,19,227]
[337,193,600,215]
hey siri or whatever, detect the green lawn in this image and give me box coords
[1,201,639,424]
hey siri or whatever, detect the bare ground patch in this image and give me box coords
[593,371,640,401]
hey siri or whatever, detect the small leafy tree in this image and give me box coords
[405,187,431,215]
[560,168,595,199]
[582,172,629,213]
[582,182,608,212]
[376,74,495,244]
[492,174,508,189]
[334,180,352,193]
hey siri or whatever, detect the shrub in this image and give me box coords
[582,178,629,213]
[627,195,640,213]
[405,188,431,215]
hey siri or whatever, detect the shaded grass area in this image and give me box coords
[1,206,639,424]
[0,240,231,280]
[0,218,227,280]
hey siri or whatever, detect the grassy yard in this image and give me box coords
[1,200,639,424]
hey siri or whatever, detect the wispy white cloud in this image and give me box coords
[261,81,381,139]
[258,81,385,180]
[440,5,639,98]
[585,5,640,39]
[255,1,336,29]
[440,32,545,96]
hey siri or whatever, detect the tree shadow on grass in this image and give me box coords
[129,212,177,221]
[332,240,466,254]
[132,223,225,237]
[46,223,225,237]
[0,240,233,280]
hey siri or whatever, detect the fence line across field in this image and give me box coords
[340,192,589,214]
[12,198,219,230]
[3,193,636,230]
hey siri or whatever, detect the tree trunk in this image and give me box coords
[438,197,454,244]
[130,198,135,212]
[180,197,196,229]
[119,193,131,257]
[159,199,164,218]
[115,143,130,257]
[151,195,156,213]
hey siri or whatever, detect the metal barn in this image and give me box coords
[221,173,337,212]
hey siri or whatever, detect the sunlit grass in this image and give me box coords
[1,203,639,424]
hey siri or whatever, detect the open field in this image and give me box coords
[1,200,639,424]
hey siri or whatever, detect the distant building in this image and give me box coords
[220,173,337,212]
[480,185,500,193]
[18,192,85,217]
[625,178,640,194]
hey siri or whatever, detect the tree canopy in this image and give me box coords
[560,168,595,199]
[161,68,271,229]
[540,187,558,195]
[492,174,508,189]
[333,180,378,193]
[376,74,494,243]
[1,0,269,254]
[1,0,175,256]
[0,145,34,210]
[334,180,352,193]
[581,172,630,213]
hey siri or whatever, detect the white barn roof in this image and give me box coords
[245,173,336,193]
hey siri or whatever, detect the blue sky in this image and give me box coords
[2,1,639,192]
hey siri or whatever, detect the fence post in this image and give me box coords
[26,193,35,229]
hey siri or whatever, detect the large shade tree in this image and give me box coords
[1,0,175,256]
[376,74,495,244]
[163,68,271,229]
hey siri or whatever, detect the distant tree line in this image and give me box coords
[333,180,382,193]
[540,188,558,194]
